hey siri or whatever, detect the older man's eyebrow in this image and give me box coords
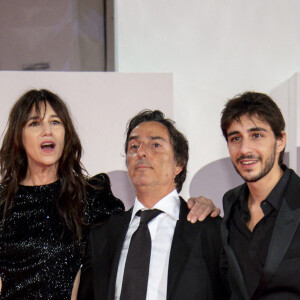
[128,135,139,142]
[150,136,166,142]
[128,135,166,141]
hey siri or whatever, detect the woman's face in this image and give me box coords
[22,101,65,173]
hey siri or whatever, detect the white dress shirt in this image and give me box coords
[115,189,180,300]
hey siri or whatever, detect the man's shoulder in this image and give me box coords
[219,183,245,216]
[224,183,245,198]
[179,197,222,228]
[177,198,222,251]
[283,168,300,210]
[89,209,131,235]
[287,168,300,185]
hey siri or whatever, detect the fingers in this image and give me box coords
[187,197,195,209]
[210,208,221,217]
[187,196,209,223]
[187,196,220,223]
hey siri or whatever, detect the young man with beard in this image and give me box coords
[220,92,300,299]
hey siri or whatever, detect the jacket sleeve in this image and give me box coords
[77,229,95,300]
[85,173,125,225]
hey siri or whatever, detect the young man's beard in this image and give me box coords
[233,143,277,183]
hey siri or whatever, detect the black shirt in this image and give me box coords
[228,166,291,297]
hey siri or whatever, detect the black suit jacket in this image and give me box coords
[78,197,229,300]
[221,169,300,300]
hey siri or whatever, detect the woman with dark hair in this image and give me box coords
[0,89,124,299]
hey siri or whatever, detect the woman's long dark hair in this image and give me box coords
[0,89,87,242]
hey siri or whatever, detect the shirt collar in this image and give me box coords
[239,165,291,212]
[265,165,290,210]
[130,189,180,224]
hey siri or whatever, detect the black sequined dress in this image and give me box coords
[0,173,124,299]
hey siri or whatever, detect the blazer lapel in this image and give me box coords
[221,194,250,300]
[107,210,132,300]
[167,198,198,299]
[253,199,300,298]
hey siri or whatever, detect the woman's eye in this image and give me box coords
[29,121,39,127]
[51,120,60,125]
[153,143,160,148]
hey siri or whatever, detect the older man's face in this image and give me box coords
[126,121,182,194]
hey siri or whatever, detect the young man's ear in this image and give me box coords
[277,131,287,153]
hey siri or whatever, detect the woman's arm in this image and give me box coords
[71,269,81,300]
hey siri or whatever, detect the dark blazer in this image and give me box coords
[78,197,229,300]
[221,169,300,300]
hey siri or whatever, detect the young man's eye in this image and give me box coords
[229,136,240,143]
[253,133,262,138]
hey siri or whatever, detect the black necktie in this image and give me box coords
[120,209,162,300]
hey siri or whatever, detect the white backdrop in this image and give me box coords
[1,1,300,210]
[115,0,300,208]
[0,71,299,211]
[0,71,173,209]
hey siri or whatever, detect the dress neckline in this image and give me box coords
[18,180,60,191]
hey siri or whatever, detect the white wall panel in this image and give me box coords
[115,0,300,206]
[0,71,173,208]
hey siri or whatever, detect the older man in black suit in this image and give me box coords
[78,109,228,300]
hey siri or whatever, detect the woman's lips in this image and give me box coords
[40,141,56,152]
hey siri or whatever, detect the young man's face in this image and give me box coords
[226,114,286,183]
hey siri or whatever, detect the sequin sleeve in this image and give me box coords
[84,173,125,225]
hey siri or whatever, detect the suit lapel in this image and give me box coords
[107,209,132,300]
[253,199,300,298]
[167,198,198,299]
[221,192,250,300]
[252,170,300,298]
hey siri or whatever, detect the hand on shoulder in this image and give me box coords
[187,196,220,223]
